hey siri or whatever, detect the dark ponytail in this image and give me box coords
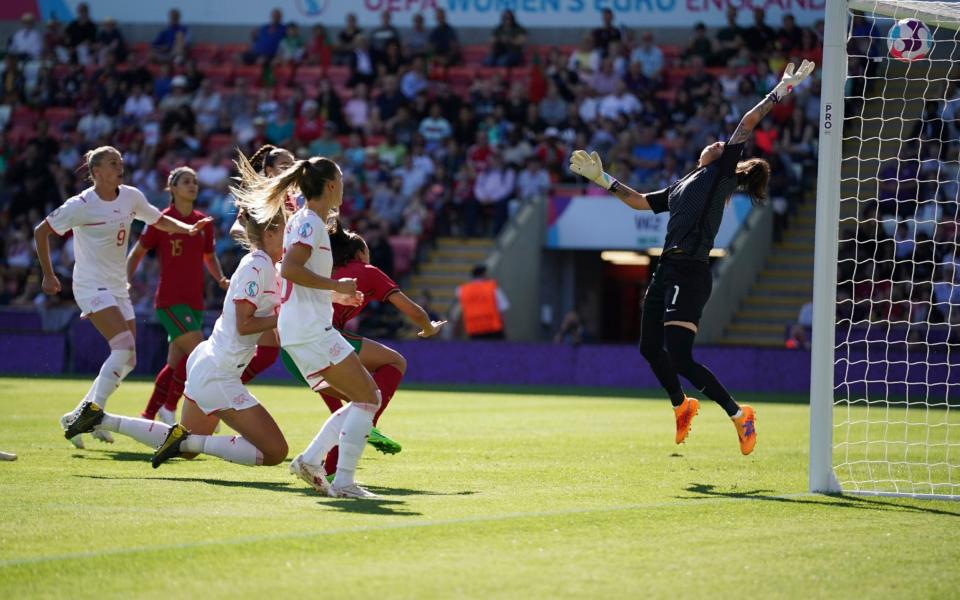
[736,158,771,205]
[329,219,368,267]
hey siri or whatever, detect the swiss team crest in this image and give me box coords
[245,281,259,297]
[298,222,313,239]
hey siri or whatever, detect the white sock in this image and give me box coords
[86,332,136,410]
[182,434,262,466]
[300,404,351,467]
[332,403,377,488]
[732,409,743,420]
[98,414,170,448]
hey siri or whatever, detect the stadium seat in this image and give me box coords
[219,43,248,62]
[233,64,263,86]
[293,65,323,86]
[388,235,419,277]
[206,133,236,154]
[203,64,234,85]
[326,66,350,87]
[190,43,220,62]
[131,42,150,60]
[271,64,294,85]
[462,44,488,65]
[43,107,76,127]
[12,106,40,127]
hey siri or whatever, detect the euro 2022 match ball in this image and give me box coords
[887,18,932,62]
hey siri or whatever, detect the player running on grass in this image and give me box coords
[127,166,229,425]
[280,222,446,474]
[36,146,211,448]
[64,201,297,469]
[570,59,815,455]
[231,154,383,498]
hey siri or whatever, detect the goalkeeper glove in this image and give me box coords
[569,150,618,191]
[769,59,816,103]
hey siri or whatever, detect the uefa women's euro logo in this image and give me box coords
[299,222,314,239]
[296,0,330,17]
[246,281,260,297]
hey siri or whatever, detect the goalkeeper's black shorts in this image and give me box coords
[643,254,713,326]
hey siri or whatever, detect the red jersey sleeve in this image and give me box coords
[363,264,400,302]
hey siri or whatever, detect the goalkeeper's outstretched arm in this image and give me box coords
[730,59,816,145]
[568,149,655,211]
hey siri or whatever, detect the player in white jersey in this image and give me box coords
[232,153,378,498]
[37,146,211,449]
[63,205,292,470]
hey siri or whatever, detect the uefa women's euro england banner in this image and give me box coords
[22,0,825,27]
[545,193,753,250]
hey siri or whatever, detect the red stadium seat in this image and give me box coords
[131,42,150,59]
[206,133,236,154]
[326,66,350,87]
[219,43,248,62]
[388,235,419,277]
[444,66,475,87]
[233,64,263,86]
[462,44,488,65]
[203,64,234,85]
[12,106,40,127]
[190,43,220,62]
[293,65,323,86]
[272,64,294,85]
[43,107,76,127]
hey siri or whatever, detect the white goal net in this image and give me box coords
[821,1,960,498]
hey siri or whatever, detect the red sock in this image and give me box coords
[141,365,174,419]
[163,357,188,411]
[241,345,280,384]
[371,365,404,426]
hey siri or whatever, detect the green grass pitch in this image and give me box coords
[1,376,958,599]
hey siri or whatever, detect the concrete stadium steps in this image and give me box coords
[721,199,815,347]
[408,237,496,317]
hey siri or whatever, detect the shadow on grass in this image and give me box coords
[70,450,150,462]
[76,474,426,516]
[679,483,960,517]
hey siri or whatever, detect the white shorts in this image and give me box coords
[75,291,135,321]
[184,341,259,415]
[282,328,353,391]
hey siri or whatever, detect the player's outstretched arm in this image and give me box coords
[389,291,446,337]
[153,215,214,236]
[569,149,653,211]
[729,59,815,145]
[203,252,230,290]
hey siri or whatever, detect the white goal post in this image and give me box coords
[810,0,960,499]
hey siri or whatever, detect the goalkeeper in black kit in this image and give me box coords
[571,60,816,455]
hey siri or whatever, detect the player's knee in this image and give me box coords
[261,439,288,466]
[357,388,382,410]
[392,353,407,374]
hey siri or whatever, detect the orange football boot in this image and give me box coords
[674,397,700,444]
[732,405,757,455]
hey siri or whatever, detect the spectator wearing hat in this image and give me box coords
[10,13,43,61]
[159,75,191,112]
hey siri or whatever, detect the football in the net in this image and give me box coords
[887,18,932,62]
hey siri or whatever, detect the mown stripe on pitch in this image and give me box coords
[0,493,814,568]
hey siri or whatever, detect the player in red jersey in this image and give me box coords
[280,222,445,471]
[127,166,229,423]
[228,145,296,388]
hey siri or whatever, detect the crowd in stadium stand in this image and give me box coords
[1,4,828,337]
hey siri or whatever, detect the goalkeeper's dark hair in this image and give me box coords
[247,144,294,175]
[736,158,771,205]
[329,219,367,267]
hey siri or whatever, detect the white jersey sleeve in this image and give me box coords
[45,196,85,235]
[129,186,163,226]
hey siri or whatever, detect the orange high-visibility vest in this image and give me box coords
[458,279,503,336]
